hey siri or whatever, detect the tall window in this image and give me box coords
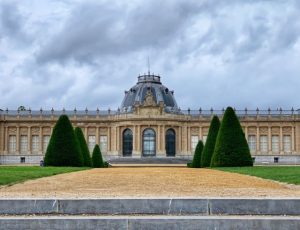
[100,135,108,153]
[166,129,176,156]
[142,128,156,156]
[20,135,28,154]
[88,135,96,153]
[248,135,256,153]
[191,136,199,153]
[31,135,39,153]
[43,135,50,153]
[271,135,279,153]
[9,135,16,153]
[260,135,268,153]
[283,135,291,153]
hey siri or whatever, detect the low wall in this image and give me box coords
[0,198,299,215]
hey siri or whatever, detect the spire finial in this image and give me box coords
[147,56,150,75]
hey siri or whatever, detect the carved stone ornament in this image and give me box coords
[8,127,17,134]
[143,90,156,107]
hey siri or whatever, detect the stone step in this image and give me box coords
[108,157,190,164]
[0,215,299,230]
[1,199,299,216]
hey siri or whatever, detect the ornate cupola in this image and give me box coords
[120,73,179,114]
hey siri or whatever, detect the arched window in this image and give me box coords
[142,128,156,156]
[166,129,176,156]
[123,129,133,156]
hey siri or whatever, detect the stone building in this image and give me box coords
[0,74,299,164]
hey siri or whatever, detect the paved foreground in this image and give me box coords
[0,167,299,198]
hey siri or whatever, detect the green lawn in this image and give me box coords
[217,166,300,185]
[0,166,89,186]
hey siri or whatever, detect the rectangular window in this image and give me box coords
[283,135,291,153]
[100,135,107,153]
[248,135,256,153]
[20,135,28,154]
[271,135,279,153]
[9,135,16,153]
[191,135,199,153]
[31,135,39,153]
[202,135,207,145]
[43,135,50,153]
[88,135,96,153]
[260,135,268,153]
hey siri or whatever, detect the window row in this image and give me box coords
[8,135,108,154]
[248,135,292,153]
[8,135,50,154]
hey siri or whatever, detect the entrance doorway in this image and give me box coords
[142,128,156,156]
[166,129,176,156]
[123,129,133,156]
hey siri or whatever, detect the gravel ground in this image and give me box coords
[0,167,299,198]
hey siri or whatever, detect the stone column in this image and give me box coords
[39,126,43,154]
[268,126,272,154]
[256,127,260,154]
[157,126,160,152]
[185,126,188,154]
[84,127,88,142]
[292,126,295,152]
[16,126,20,153]
[116,126,120,156]
[244,126,248,141]
[178,126,182,154]
[107,127,111,151]
[4,126,8,154]
[187,126,190,154]
[159,125,166,156]
[137,125,141,154]
[27,126,31,154]
[280,126,283,154]
[96,126,99,145]
[199,126,203,140]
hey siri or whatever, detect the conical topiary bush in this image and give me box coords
[44,115,83,167]
[210,107,253,167]
[191,140,204,168]
[92,144,105,168]
[74,127,92,167]
[201,115,220,167]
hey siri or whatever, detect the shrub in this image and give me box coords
[92,144,105,168]
[210,107,253,167]
[201,115,220,167]
[191,140,204,168]
[44,115,83,167]
[74,127,92,167]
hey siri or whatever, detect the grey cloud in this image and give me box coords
[0,2,29,44]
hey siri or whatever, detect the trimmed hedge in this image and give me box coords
[201,115,220,167]
[190,140,204,168]
[210,107,253,167]
[92,144,105,168]
[74,127,92,167]
[44,115,83,167]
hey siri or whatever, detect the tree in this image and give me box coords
[44,115,83,167]
[92,144,105,168]
[74,127,92,167]
[210,107,253,167]
[191,140,204,168]
[201,116,220,167]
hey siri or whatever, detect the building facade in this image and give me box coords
[0,74,300,164]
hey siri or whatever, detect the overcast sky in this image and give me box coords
[0,0,299,111]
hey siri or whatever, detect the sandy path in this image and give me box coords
[0,167,299,198]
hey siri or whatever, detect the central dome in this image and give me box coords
[120,74,179,113]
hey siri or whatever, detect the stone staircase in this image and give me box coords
[108,157,190,165]
[0,198,299,229]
